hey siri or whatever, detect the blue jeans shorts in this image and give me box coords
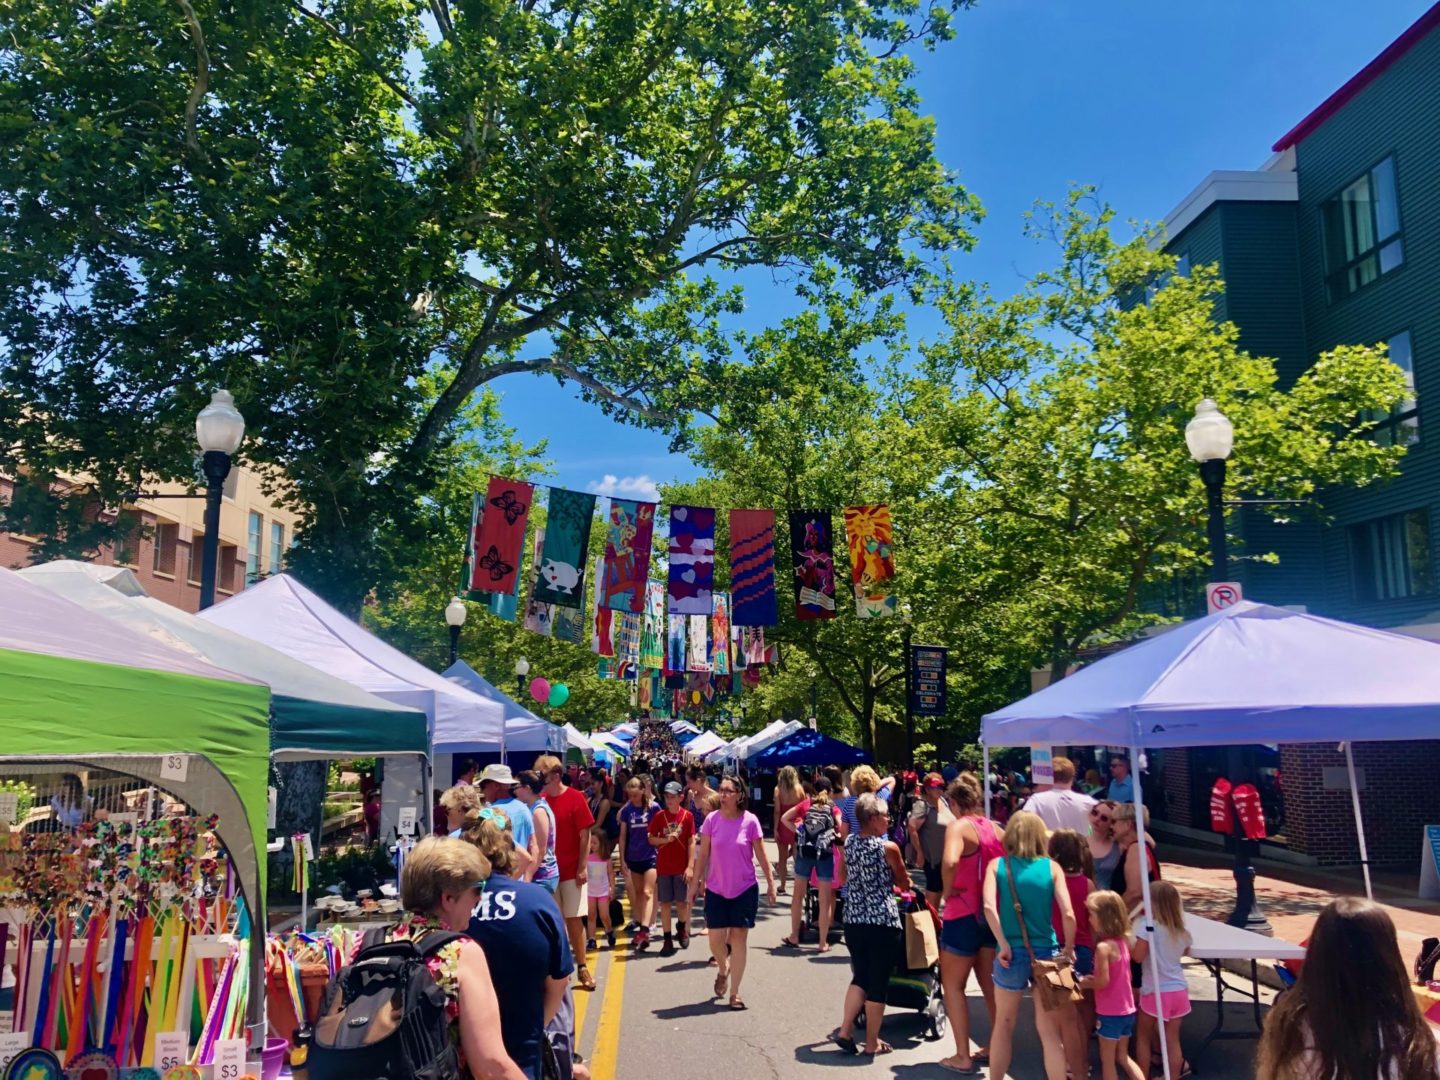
[1097,1012,1136,1040]
[1072,944,1094,977]
[794,853,834,883]
[993,942,1056,992]
[940,914,996,958]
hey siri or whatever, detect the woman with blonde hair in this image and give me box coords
[773,765,805,896]
[441,783,483,835]
[837,764,884,840]
[982,810,1077,1080]
[349,836,526,1080]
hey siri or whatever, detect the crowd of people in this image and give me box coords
[389,744,1435,1080]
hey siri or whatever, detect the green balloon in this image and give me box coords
[547,683,570,707]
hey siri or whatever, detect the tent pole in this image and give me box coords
[1342,742,1374,901]
[1130,742,1171,1080]
[982,743,991,819]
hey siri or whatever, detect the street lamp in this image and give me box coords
[194,389,245,610]
[514,655,530,697]
[900,601,914,767]
[1184,399,1269,932]
[444,597,467,667]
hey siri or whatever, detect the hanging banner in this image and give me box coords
[908,644,948,717]
[592,554,616,657]
[665,614,688,675]
[464,492,523,619]
[639,580,666,670]
[522,528,553,637]
[617,611,642,679]
[532,488,596,609]
[789,509,838,620]
[553,605,584,644]
[843,504,897,618]
[601,498,657,613]
[667,505,716,615]
[470,476,533,595]
[729,509,778,627]
[687,614,711,672]
[711,591,731,676]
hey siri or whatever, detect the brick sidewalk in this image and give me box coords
[1160,850,1440,960]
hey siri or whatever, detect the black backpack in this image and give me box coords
[308,926,464,1080]
[797,804,837,861]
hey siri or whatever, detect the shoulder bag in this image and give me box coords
[1002,856,1083,1012]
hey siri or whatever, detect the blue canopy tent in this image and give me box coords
[749,728,869,768]
[982,600,1440,1076]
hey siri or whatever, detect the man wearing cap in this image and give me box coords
[647,780,697,956]
[908,772,955,910]
[480,763,540,881]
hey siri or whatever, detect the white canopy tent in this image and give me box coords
[683,730,729,759]
[563,723,597,755]
[443,660,564,754]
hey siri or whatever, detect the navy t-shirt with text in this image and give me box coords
[467,874,575,1079]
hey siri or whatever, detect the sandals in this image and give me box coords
[830,1029,858,1056]
[714,969,728,997]
[778,937,800,949]
[861,1040,893,1056]
[576,966,596,991]
[728,996,748,1010]
[939,1058,981,1075]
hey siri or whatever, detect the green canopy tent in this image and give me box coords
[20,561,428,761]
[0,567,272,1040]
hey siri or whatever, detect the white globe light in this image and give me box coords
[444,597,467,627]
[1185,398,1234,463]
[195,389,246,455]
[514,656,530,678]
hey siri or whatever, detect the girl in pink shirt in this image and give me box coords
[1081,891,1144,1080]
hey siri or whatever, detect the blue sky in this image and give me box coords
[493,0,1433,501]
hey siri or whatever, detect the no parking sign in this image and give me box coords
[1206,582,1243,615]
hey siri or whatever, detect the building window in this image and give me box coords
[152,521,179,576]
[219,543,238,593]
[1369,331,1418,447]
[269,522,284,575]
[185,538,201,585]
[246,511,263,585]
[1349,509,1432,601]
[1323,156,1403,301]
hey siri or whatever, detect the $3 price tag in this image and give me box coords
[214,1037,247,1079]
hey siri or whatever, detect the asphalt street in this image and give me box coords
[574,841,1272,1079]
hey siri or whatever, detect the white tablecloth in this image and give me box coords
[1183,912,1306,961]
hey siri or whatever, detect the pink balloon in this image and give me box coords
[529,677,551,703]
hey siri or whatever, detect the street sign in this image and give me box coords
[1206,581,1243,615]
[908,645,947,717]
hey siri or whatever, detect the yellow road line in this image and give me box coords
[573,945,595,1036]
[588,937,629,1080]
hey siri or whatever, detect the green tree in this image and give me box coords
[917,190,1410,684]
[0,0,980,607]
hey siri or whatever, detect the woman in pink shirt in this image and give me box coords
[696,774,777,1010]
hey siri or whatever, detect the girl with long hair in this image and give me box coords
[1258,898,1440,1080]
[773,765,805,896]
[779,777,842,952]
[1081,891,1145,1080]
[1132,881,1192,1080]
[1049,829,1096,1080]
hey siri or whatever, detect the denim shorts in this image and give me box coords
[1072,944,1095,977]
[794,853,834,882]
[993,941,1056,992]
[940,914,996,958]
[1097,1012,1136,1040]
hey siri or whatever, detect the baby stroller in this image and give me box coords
[855,894,946,1040]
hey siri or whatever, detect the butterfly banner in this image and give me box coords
[667,505,715,615]
[639,581,665,670]
[711,592,731,676]
[470,476,532,594]
[532,487,596,609]
[843,504,897,618]
[788,509,838,620]
[522,528,553,637]
[601,498,656,613]
[728,509,778,626]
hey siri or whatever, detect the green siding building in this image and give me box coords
[1149,4,1440,865]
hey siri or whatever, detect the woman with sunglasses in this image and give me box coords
[1088,800,1121,891]
[366,835,527,1080]
[695,774,777,1010]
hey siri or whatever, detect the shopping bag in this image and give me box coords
[904,908,938,969]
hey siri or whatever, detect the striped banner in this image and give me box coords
[728,509,778,626]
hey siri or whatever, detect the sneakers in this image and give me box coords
[677,922,690,949]
[606,930,617,949]
[634,927,651,952]
[625,920,641,933]
[660,934,676,957]
[586,937,597,952]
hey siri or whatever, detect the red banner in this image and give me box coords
[469,476,533,595]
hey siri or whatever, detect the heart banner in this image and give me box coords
[667,505,715,615]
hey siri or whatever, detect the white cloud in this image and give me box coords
[586,474,661,502]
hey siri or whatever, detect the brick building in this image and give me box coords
[0,465,302,613]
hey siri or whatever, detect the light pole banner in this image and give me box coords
[908,645,947,717]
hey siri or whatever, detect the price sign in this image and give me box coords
[214,1038,247,1079]
[398,806,417,837]
[159,754,189,783]
[268,785,278,829]
[0,1032,30,1071]
[0,793,17,825]
[300,832,316,861]
[155,1031,188,1072]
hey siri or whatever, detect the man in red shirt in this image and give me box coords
[536,754,597,990]
[647,781,697,955]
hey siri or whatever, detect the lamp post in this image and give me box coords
[1185,400,1270,932]
[900,601,914,768]
[808,681,817,730]
[514,655,530,697]
[445,597,467,667]
[194,390,245,610]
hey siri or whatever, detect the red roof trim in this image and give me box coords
[1272,2,1440,152]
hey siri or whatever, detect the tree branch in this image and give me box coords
[290,2,422,114]
[174,0,208,155]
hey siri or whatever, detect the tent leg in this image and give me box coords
[1130,743,1171,1080]
[1343,742,1374,901]
[982,743,991,819]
